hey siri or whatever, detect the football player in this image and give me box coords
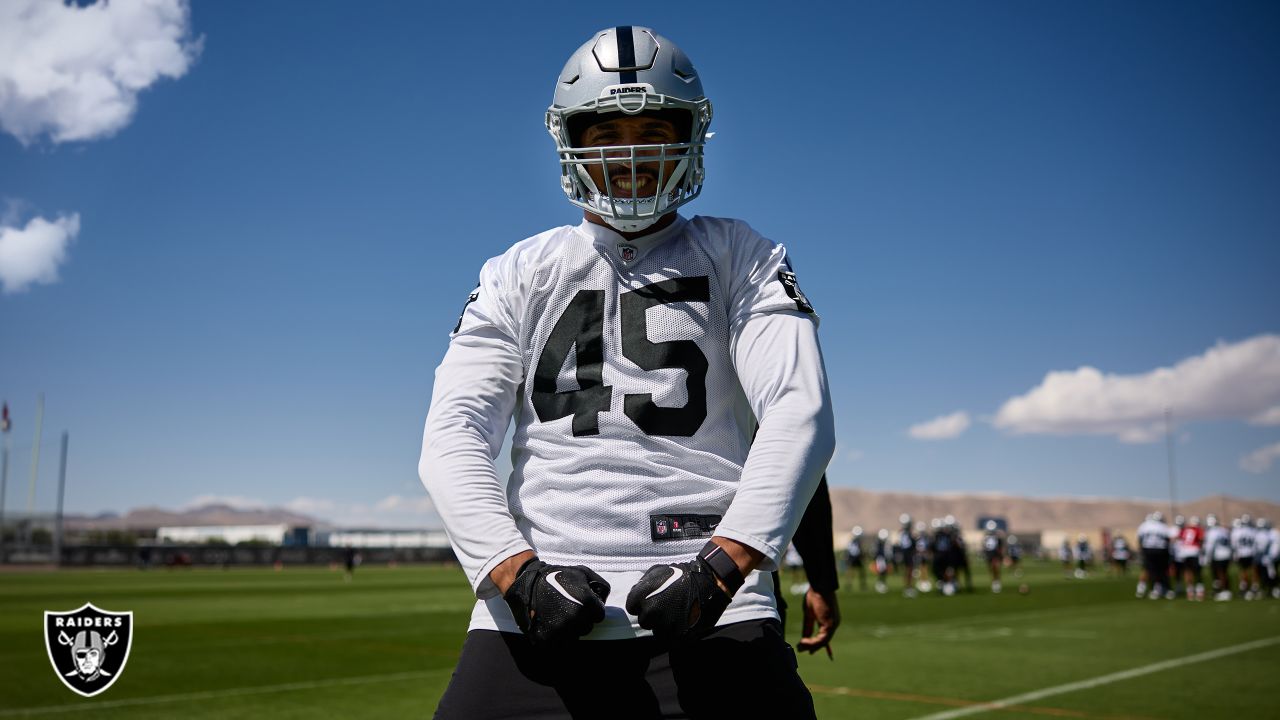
[1175,516,1205,601]
[1202,514,1233,600]
[1137,512,1172,599]
[948,515,973,592]
[897,514,918,597]
[873,528,891,594]
[1109,533,1131,576]
[1059,538,1073,577]
[1073,534,1092,579]
[846,526,867,591]
[1170,515,1186,595]
[981,520,1004,593]
[1231,515,1259,599]
[1257,518,1280,599]
[1006,534,1023,577]
[419,27,834,719]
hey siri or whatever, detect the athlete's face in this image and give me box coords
[579,114,683,199]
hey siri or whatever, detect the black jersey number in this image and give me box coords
[531,277,709,437]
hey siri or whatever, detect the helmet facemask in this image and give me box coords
[547,95,711,232]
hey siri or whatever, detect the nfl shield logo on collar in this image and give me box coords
[44,602,134,697]
[618,244,637,262]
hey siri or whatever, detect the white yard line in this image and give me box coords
[0,668,449,717]
[910,635,1280,720]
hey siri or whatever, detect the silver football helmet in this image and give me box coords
[546,27,713,232]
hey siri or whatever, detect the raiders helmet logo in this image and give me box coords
[44,603,134,697]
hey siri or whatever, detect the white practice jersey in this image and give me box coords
[1231,525,1258,558]
[419,215,835,639]
[1265,529,1280,560]
[1204,526,1232,562]
[1254,529,1271,559]
[1138,520,1170,550]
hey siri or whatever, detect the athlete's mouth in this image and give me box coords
[612,175,652,191]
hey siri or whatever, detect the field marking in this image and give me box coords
[808,685,1156,720]
[0,668,450,717]
[908,635,1280,720]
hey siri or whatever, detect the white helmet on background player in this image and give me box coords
[546,26,712,232]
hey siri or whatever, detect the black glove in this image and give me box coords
[503,558,611,645]
[625,557,732,641]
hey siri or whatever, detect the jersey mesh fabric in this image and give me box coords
[493,216,801,572]
[448,215,815,636]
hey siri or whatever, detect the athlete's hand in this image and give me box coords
[625,558,731,641]
[503,558,611,645]
[796,586,840,656]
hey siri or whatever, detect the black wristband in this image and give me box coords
[699,540,745,594]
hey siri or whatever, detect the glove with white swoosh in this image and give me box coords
[503,558,611,645]
[625,557,732,641]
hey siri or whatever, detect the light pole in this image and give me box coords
[1,402,10,564]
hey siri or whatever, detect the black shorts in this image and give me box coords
[1181,556,1201,576]
[1238,556,1254,570]
[847,553,863,567]
[434,619,815,720]
[984,551,1001,563]
[1212,559,1230,575]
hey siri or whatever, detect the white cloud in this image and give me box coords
[0,0,201,144]
[0,213,79,293]
[183,494,266,511]
[993,335,1280,443]
[283,497,337,515]
[1240,442,1280,474]
[1251,406,1280,427]
[908,411,971,440]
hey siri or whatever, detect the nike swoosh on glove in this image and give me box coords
[624,557,732,641]
[503,558,611,645]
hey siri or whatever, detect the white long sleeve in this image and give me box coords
[418,326,529,599]
[717,309,836,570]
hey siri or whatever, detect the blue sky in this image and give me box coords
[1,1,1277,526]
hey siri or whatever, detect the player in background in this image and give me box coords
[1110,534,1131,576]
[1175,516,1205,601]
[928,519,955,596]
[1203,514,1233,600]
[419,27,834,718]
[948,515,973,593]
[981,520,1004,593]
[1170,516,1186,596]
[897,514,918,597]
[873,529,891,594]
[1073,534,1092,579]
[914,520,932,593]
[1006,534,1023,577]
[1137,512,1172,599]
[1059,538,1073,578]
[1257,518,1280,599]
[846,526,867,592]
[1231,515,1259,600]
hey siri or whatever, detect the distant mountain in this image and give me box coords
[64,503,321,531]
[829,488,1280,540]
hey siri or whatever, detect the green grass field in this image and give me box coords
[1,561,1276,718]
